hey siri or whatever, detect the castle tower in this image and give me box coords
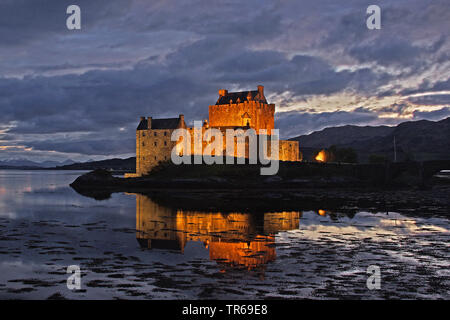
[133,114,186,176]
[208,85,275,132]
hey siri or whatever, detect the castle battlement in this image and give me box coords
[209,86,274,131]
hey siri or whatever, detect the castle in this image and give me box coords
[128,86,299,177]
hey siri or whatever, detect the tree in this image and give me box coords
[328,145,358,163]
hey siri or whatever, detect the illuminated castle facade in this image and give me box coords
[129,86,300,176]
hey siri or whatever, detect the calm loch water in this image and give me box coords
[0,170,448,299]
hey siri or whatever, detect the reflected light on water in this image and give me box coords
[135,194,300,271]
[0,170,448,299]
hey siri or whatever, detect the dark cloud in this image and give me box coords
[25,137,135,156]
[348,36,445,71]
[276,106,450,139]
[377,103,411,115]
[400,78,450,96]
[0,0,448,161]
[407,94,450,106]
[411,107,450,120]
[0,0,131,46]
[0,43,388,138]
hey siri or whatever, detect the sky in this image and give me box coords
[0,0,449,162]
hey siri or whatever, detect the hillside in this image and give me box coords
[291,125,394,148]
[0,159,74,168]
[291,117,450,162]
[55,157,136,171]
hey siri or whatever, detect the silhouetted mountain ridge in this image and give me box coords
[0,159,75,168]
[291,117,450,162]
[55,157,136,171]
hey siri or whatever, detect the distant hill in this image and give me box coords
[42,159,75,167]
[0,158,75,169]
[0,159,40,168]
[0,157,134,171]
[292,125,394,148]
[55,157,135,171]
[291,117,450,162]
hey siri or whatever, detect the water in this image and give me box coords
[0,170,448,299]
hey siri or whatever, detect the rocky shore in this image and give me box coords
[70,168,450,216]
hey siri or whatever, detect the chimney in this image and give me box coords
[147,117,152,129]
[257,85,264,97]
[218,89,228,97]
[140,116,145,121]
[179,114,185,123]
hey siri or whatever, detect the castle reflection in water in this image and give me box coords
[135,194,301,271]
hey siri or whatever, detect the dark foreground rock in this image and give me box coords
[70,169,123,200]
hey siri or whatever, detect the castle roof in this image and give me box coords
[216,90,267,105]
[137,117,184,130]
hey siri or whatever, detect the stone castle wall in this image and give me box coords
[279,140,301,162]
[209,101,275,131]
[184,127,300,161]
[135,128,177,176]
[129,127,300,176]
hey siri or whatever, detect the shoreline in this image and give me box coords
[70,169,450,217]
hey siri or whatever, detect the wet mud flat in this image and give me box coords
[0,210,448,300]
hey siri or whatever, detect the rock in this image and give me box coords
[69,169,119,200]
[70,169,115,187]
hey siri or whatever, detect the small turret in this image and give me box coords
[257,85,264,97]
[178,114,185,128]
[219,89,228,97]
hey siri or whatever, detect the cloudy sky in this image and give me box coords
[0,0,449,162]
